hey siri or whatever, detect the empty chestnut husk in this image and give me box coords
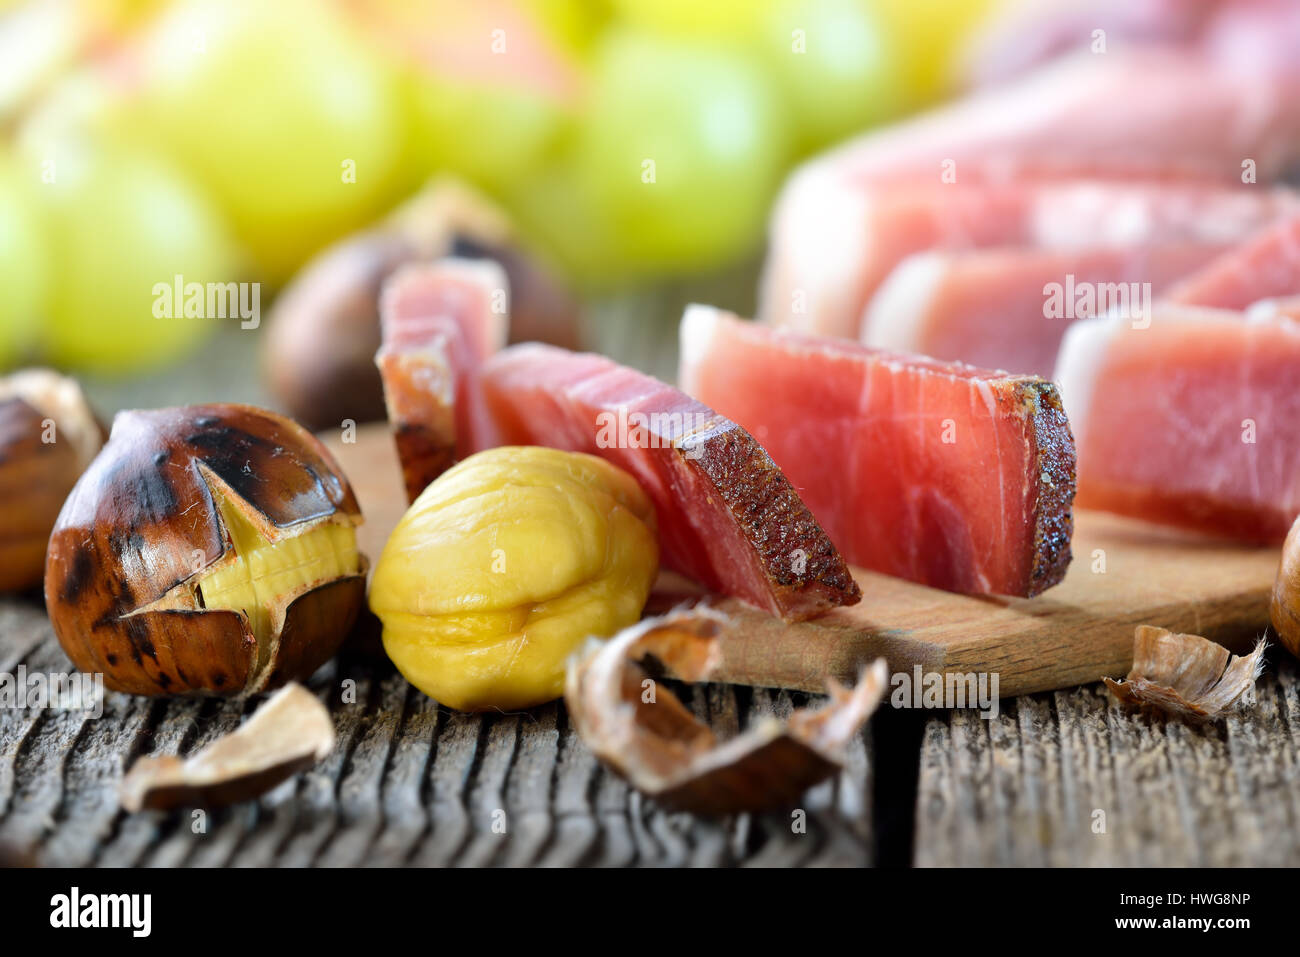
[45,403,367,696]
[0,369,102,592]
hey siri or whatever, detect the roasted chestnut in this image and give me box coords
[0,369,102,592]
[45,404,366,696]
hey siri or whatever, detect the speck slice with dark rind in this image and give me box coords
[680,306,1077,597]
[1021,379,1076,595]
[477,343,861,621]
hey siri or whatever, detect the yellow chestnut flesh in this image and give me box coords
[369,446,658,711]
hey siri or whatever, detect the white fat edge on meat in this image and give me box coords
[1053,304,1251,454]
[859,251,946,354]
[1246,297,1300,321]
[1052,314,1119,457]
[1031,184,1293,249]
[759,162,872,336]
[1033,183,1156,249]
[677,303,723,398]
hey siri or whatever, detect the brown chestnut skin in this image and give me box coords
[0,371,102,592]
[1271,515,1300,659]
[44,403,366,697]
[0,400,80,591]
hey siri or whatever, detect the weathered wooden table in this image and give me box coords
[3,593,1297,868]
[6,279,1298,868]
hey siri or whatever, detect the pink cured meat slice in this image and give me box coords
[1165,214,1300,309]
[376,259,507,501]
[1055,307,1300,542]
[679,306,1076,597]
[762,46,1300,341]
[477,343,861,622]
[764,169,1296,340]
[818,49,1300,187]
[862,241,1230,376]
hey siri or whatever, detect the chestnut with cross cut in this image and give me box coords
[44,404,367,696]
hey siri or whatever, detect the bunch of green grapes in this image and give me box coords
[0,0,1000,356]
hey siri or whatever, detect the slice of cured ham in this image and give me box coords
[862,242,1229,376]
[1165,213,1300,310]
[806,49,1300,187]
[375,259,507,502]
[679,306,1076,597]
[765,170,1296,341]
[1055,307,1300,542]
[762,46,1300,344]
[476,343,861,622]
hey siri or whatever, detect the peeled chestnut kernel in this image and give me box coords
[45,403,367,697]
[0,369,102,592]
[369,446,658,711]
[1271,515,1300,658]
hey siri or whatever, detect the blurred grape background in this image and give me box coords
[0,0,994,414]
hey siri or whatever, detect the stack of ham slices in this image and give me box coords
[762,46,1300,377]
[377,267,1078,613]
[375,16,1300,624]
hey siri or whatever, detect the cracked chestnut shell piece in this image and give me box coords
[120,682,335,811]
[44,404,367,697]
[1104,625,1266,722]
[565,607,888,815]
[0,370,102,592]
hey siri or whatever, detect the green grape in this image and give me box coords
[505,160,626,287]
[0,152,48,369]
[405,77,570,197]
[130,0,406,282]
[762,0,905,152]
[381,0,581,197]
[19,138,239,373]
[574,31,789,274]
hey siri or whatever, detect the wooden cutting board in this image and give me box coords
[327,424,1280,698]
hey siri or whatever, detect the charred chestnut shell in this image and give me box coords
[44,404,366,697]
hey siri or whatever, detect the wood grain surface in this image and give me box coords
[2,594,1296,866]
[0,599,872,867]
[914,658,1300,867]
